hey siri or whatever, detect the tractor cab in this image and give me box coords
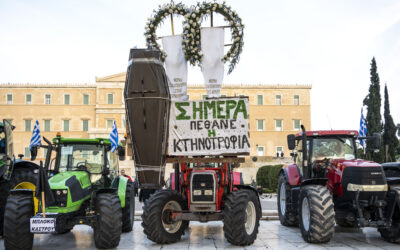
[0,119,15,177]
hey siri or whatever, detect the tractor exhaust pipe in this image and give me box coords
[301,125,309,178]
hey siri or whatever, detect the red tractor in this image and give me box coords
[278,125,400,243]
[141,157,261,246]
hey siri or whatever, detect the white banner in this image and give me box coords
[162,35,188,101]
[168,97,250,156]
[201,27,225,98]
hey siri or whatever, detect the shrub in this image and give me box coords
[256,164,283,193]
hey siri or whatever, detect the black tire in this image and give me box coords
[141,190,189,244]
[379,203,400,243]
[0,179,10,236]
[299,185,335,243]
[223,189,261,246]
[277,174,298,227]
[93,193,122,249]
[3,193,34,250]
[122,181,135,232]
[1,168,37,236]
[9,168,38,191]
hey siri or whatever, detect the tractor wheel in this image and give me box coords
[223,189,261,246]
[0,179,10,236]
[299,185,335,243]
[3,193,34,250]
[379,204,400,243]
[122,180,135,232]
[93,193,122,249]
[141,190,188,244]
[9,168,38,214]
[277,174,298,227]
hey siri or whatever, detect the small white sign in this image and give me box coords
[61,146,73,155]
[30,218,56,233]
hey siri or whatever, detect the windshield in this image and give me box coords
[311,137,355,161]
[58,144,105,173]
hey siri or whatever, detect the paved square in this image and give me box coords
[1,221,398,249]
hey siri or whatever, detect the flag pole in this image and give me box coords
[170,14,174,35]
[41,192,46,218]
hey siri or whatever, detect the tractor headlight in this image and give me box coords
[204,190,213,196]
[56,190,61,195]
[62,189,68,195]
[193,190,202,196]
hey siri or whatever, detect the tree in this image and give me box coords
[363,57,384,162]
[382,84,399,162]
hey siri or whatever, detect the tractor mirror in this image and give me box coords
[287,134,296,150]
[118,146,126,161]
[372,133,381,150]
[30,146,38,161]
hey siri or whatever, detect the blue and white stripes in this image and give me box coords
[29,120,41,149]
[109,120,119,152]
[359,107,367,146]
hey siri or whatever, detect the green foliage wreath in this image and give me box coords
[182,1,244,74]
[144,2,190,60]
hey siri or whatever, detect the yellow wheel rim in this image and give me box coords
[13,182,39,214]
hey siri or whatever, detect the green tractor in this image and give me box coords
[3,135,135,249]
[0,119,39,237]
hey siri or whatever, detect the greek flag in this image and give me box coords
[359,107,367,146]
[29,120,41,149]
[109,120,119,152]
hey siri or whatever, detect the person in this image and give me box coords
[120,169,132,182]
[133,177,138,197]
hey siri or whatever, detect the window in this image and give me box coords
[276,146,283,157]
[6,94,12,104]
[221,94,227,98]
[275,95,282,105]
[275,119,283,131]
[293,120,301,131]
[294,95,300,105]
[25,120,32,132]
[257,120,264,131]
[43,148,48,158]
[106,120,114,129]
[63,120,70,132]
[107,93,114,104]
[64,94,70,105]
[83,94,89,105]
[82,120,89,131]
[24,147,31,158]
[257,94,263,105]
[45,94,51,104]
[44,120,51,132]
[26,94,32,104]
[257,146,264,156]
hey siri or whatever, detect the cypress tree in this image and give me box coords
[383,84,399,162]
[363,57,384,162]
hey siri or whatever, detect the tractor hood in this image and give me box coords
[49,171,91,190]
[330,159,381,170]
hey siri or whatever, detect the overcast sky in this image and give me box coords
[0,0,399,131]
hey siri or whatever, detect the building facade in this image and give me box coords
[0,72,311,178]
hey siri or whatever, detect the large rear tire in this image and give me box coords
[3,193,34,250]
[299,185,335,243]
[277,174,298,227]
[122,181,135,232]
[0,179,10,236]
[141,190,188,244]
[223,189,261,246]
[93,193,122,249]
[379,202,400,243]
[9,168,38,214]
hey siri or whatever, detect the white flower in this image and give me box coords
[164,13,168,17]
[169,9,173,13]
[150,24,154,28]
[189,20,193,24]
[196,17,200,21]
[218,4,222,8]
[191,28,195,33]
[196,41,199,44]
[212,7,216,10]
[192,13,196,18]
